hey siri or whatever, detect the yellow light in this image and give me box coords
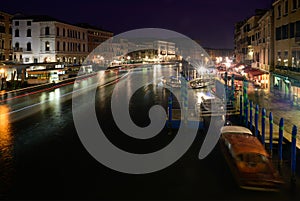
[0,68,4,74]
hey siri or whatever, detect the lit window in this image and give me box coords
[45,41,50,51]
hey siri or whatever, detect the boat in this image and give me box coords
[199,92,225,113]
[219,126,284,191]
[189,78,210,89]
[164,76,182,88]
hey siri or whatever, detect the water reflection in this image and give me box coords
[0,105,14,194]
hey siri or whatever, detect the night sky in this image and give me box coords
[2,0,273,49]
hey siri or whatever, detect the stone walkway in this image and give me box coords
[239,82,300,148]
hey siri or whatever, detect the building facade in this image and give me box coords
[272,0,300,105]
[76,23,113,53]
[0,11,12,61]
[12,15,89,64]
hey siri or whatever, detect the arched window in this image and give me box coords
[45,41,50,51]
[27,42,31,51]
[45,27,50,35]
[27,29,31,37]
[15,29,19,37]
[15,42,19,49]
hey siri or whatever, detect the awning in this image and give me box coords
[246,68,268,77]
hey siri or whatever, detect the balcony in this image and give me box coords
[276,65,300,72]
[13,47,23,52]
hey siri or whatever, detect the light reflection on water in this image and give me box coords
[0,105,14,194]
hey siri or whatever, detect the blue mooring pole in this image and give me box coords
[168,93,173,128]
[269,112,273,156]
[244,100,249,128]
[261,108,266,146]
[240,95,243,124]
[250,101,253,131]
[255,104,259,137]
[278,118,284,165]
[291,125,297,184]
[231,74,235,103]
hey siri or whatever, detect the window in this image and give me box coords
[63,28,65,37]
[27,21,31,26]
[27,29,31,37]
[284,51,288,66]
[45,27,50,35]
[57,41,60,51]
[278,5,282,18]
[57,27,59,36]
[27,43,31,51]
[282,25,288,39]
[277,51,282,65]
[63,42,66,51]
[15,21,19,26]
[298,0,300,8]
[296,21,300,37]
[9,27,12,34]
[15,42,19,49]
[276,27,282,40]
[293,0,297,10]
[45,41,50,51]
[83,44,85,52]
[0,25,5,33]
[285,1,289,15]
[83,32,85,40]
[78,32,80,39]
[1,40,4,49]
[290,23,295,38]
[15,29,19,37]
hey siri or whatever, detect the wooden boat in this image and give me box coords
[219,126,284,191]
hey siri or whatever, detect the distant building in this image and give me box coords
[0,11,12,61]
[234,9,268,66]
[12,15,89,64]
[204,47,234,62]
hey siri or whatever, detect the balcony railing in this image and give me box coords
[276,65,300,72]
[13,47,23,52]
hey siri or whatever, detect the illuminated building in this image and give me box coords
[12,15,89,64]
[0,11,12,61]
[272,0,300,105]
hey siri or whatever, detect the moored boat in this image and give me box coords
[219,126,284,191]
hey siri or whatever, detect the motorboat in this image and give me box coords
[219,126,284,191]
